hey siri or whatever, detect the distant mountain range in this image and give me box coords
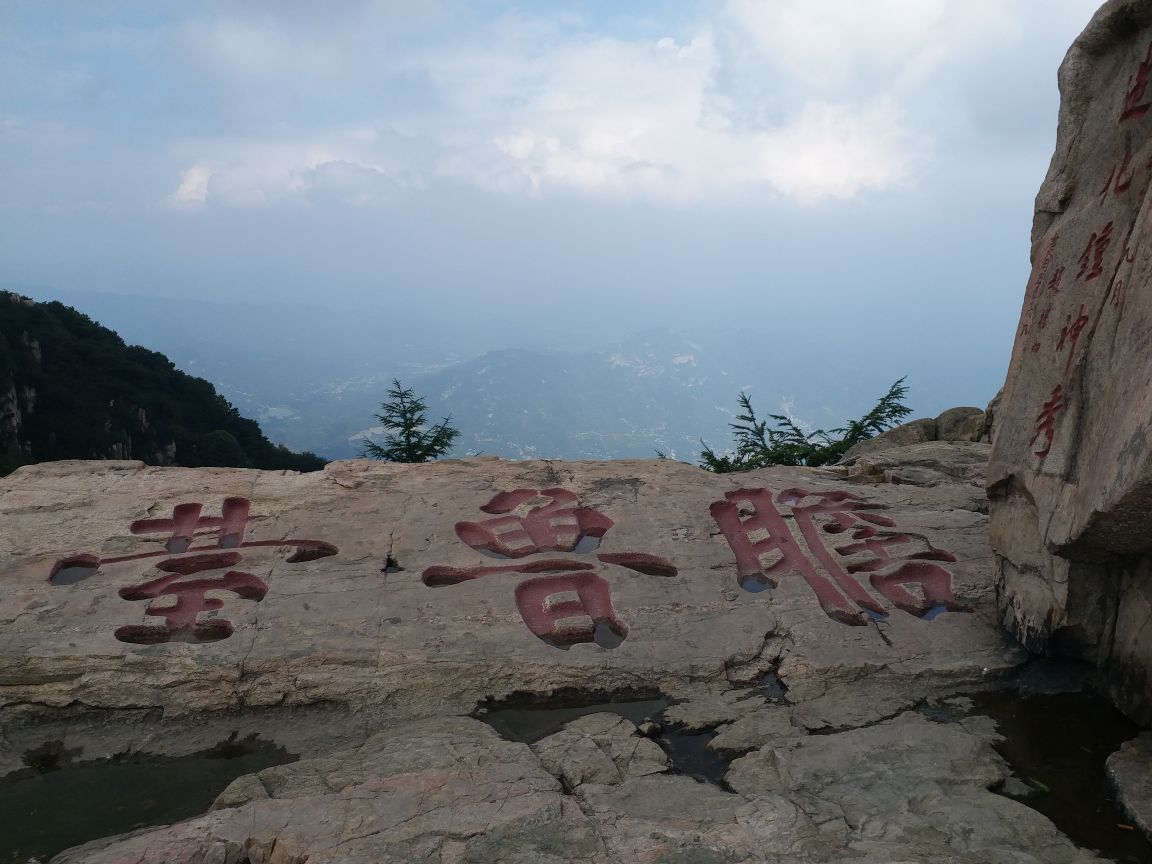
[338,332,863,461]
[4,286,993,464]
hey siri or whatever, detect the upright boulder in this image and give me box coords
[989,0,1152,724]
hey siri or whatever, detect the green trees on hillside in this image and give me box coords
[197,430,251,468]
[0,294,326,474]
[699,378,912,472]
[360,379,460,463]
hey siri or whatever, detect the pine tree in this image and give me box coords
[360,379,460,463]
[700,378,912,472]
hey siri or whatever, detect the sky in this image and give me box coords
[0,0,1107,413]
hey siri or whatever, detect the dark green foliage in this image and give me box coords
[0,451,30,476]
[360,379,460,463]
[0,293,326,475]
[700,378,912,472]
[197,430,251,468]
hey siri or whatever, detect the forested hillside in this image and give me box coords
[0,291,325,476]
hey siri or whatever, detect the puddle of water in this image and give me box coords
[920,604,948,621]
[477,693,671,743]
[656,728,732,788]
[0,734,297,864]
[735,669,790,705]
[48,557,100,586]
[972,691,1152,864]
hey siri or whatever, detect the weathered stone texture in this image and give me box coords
[841,408,987,464]
[1107,731,1152,835]
[989,0,1152,725]
[47,710,1102,864]
[0,453,1109,862]
[0,457,1012,724]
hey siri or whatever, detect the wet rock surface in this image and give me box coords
[0,455,1145,861]
[1108,732,1152,837]
[988,0,1152,726]
[29,688,1143,864]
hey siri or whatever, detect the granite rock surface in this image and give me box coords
[988,0,1152,725]
[0,454,1118,861]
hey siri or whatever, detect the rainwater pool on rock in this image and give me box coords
[974,691,1152,864]
[0,734,296,864]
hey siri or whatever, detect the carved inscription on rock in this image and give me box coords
[421,488,677,649]
[710,487,969,626]
[49,496,337,645]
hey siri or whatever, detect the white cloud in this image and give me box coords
[165,130,417,208]
[170,163,213,209]
[748,101,917,202]
[162,0,1098,208]
[715,0,1003,96]
[304,159,399,206]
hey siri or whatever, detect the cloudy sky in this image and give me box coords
[0,0,1105,410]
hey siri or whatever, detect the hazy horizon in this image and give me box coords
[0,0,1107,458]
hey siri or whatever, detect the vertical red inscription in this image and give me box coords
[1024,235,1060,326]
[710,488,966,627]
[1098,150,1135,204]
[1030,385,1066,460]
[1056,304,1090,374]
[1077,223,1114,281]
[422,489,676,649]
[1121,42,1152,121]
[1112,279,1126,307]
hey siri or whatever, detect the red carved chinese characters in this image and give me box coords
[1077,223,1113,281]
[1030,385,1065,460]
[1121,42,1152,121]
[422,488,676,649]
[1023,235,1059,327]
[1112,279,1126,307]
[1056,304,1090,374]
[114,552,268,644]
[132,498,253,553]
[515,572,627,649]
[710,488,966,626]
[49,497,338,645]
[1099,151,1135,204]
[455,488,612,558]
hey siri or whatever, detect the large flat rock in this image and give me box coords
[5,456,1137,863]
[0,457,1014,724]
